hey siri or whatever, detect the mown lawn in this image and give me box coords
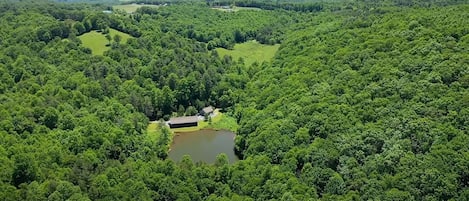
[78,28,131,55]
[216,40,280,66]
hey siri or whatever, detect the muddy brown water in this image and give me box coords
[168,129,239,164]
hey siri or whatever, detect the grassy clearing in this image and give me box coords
[216,40,280,66]
[78,28,131,55]
[113,4,160,13]
[109,29,132,42]
[147,109,238,154]
[146,122,161,142]
[171,109,226,133]
[208,114,238,132]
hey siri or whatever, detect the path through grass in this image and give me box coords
[216,40,280,66]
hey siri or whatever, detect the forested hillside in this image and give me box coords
[235,4,469,200]
[0,0,468,200]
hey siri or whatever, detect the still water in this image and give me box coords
[168,129,239,164]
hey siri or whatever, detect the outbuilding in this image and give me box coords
[168,116,199,128]
[200,106,214,116]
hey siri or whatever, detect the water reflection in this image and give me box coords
[168,129,239,164]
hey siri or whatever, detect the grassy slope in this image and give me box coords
[113,4,160,13]
[216,40,280,66]
[78,28,131,55]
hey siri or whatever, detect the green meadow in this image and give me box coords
[216,40,280,66]
[78,28,131,55]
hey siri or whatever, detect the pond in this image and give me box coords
[168,129,239,164]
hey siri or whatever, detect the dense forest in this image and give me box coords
[1,0,468,200]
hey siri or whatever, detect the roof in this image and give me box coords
[169,116,199,124]
[202,106,214,114]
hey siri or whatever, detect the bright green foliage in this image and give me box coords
[235,3,469,200]
[137,4,296,48]
[0,0,468,200]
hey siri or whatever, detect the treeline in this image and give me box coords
[124,0,325,12]
[1,1,469,200]
[0,2,249,199]
[234,3,469,200]
[60,10,142,39]
[208,0,325,12]
[1,2,249,120]
[0,1,140,43]
[135,5,297,48]
[361,0,469,7]
[125,0,469,11]
[0,2,291,200]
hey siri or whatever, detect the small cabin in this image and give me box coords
[200,106,214,116]
[169,116,198,128]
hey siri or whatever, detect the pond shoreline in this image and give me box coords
[169,109,224,133]
[168,129,239,164]
[146,109,239,158]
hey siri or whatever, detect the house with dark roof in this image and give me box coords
[168,116,198,128]
[200,106,214,116]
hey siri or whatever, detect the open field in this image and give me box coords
[78,28,131,55]
[216,40,280,66]
[113,4,160,13]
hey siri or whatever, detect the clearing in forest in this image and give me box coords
[78,28,131,55]
[216,40,280,66]
[170,109,225,133]
[113,4,160,13]
[146,122,161,142]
